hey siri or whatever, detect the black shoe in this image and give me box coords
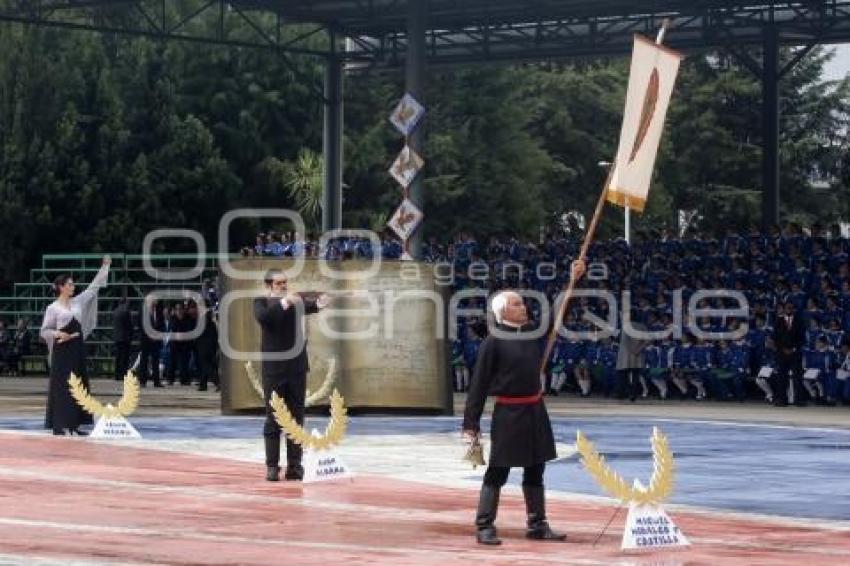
[475,485,502,545]
[477,526,502,545]
[70,428,88,436]
[197,385,208,392]
[52,429,66,436]
[284,464,304,481]
[523,485,567,541]
[266,466,281,482]
[154,382,164,388]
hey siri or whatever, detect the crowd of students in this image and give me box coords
[446,224,850,406]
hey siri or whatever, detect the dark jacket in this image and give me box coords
[112,302,133,343]
[254,295,320,379]
[773,314,805,355]
[140,309,166,347]
[196,310,219,353]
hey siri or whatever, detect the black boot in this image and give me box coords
[523,485,567,541]
[265,435,281,481]
[284,463,304,481]
[475,485,502,545]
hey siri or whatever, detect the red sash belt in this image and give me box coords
[496,391,543,405]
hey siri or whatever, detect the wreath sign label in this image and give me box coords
[575,427,689,551]
[269,387,352,483]
[301,429,354,483]
[68,370,142,439]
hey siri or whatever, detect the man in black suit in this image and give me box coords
[139,298,165,387]
[112,293,134,381]
[254,269,329,482]
[773,301,806,406]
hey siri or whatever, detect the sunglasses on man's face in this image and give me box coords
[272,279,288,287]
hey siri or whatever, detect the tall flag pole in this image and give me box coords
[539,19,683,377]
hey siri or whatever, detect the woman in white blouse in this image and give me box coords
[40,256,111,435]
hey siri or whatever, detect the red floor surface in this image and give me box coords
[0,433,848,565]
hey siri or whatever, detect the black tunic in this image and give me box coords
[463,324,557,467]
[45,318,93,430]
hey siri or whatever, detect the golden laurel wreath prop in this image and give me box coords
[269,389,348,451]
[575,426,675,505]
[68,370,140,419]
[245,358,337,407]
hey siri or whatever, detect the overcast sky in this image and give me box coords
[823,45,850,81]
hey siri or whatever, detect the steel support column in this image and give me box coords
[762,25,780,228]
[322,38,344,232]
[405,0,427,259]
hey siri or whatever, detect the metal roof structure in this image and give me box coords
[2,2,849,65]
[2,1,850,244]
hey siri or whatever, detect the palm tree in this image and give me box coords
[284,149,324,228]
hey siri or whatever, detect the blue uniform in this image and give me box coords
[597,343,619,394]
[563,339,585,369]
[644,343,668,380]
[464,338,481,370]
[672,343,691,371]
[803,347,838,399]
[549,339,568,374]
[451,340,465,367]
[583,341,601,368]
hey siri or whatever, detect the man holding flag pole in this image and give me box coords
[463,20,684,547]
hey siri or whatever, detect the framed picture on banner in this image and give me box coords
[389,93,425,137]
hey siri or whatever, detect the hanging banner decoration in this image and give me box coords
[389,93,425,137]
[389,145,425,189]
[388,93,426,260]
[387,198,424,242]
[607,35,684,213]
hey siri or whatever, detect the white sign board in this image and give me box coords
[622,503,689,551]
[303,448,353,483]
[90,415,141,439]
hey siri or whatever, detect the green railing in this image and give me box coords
[1,253,232,376]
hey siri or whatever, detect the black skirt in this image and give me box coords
[488,401,557,468]
[45,318,93,431]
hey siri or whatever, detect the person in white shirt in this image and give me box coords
[40,256,111,435]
